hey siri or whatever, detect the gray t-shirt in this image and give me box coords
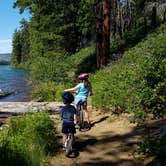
[60,104,76,123]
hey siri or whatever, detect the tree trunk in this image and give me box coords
[144,16,147,34]
[112,0,116,37]
[117,0,122,38]
[96,0,110,69]
[96,2,103,68]
[102,0,110,66]
[164,10,166,22]
[126,0,132,28]
[151,6,157,27]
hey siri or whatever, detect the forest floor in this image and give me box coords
[49,106,166,166]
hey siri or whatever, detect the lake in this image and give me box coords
[0,65,31,101]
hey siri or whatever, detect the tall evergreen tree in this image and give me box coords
[11,30,22,65]
[96,0,110,68]
[102,0,110,66]
[96,1,103,68]
[19,19,30,62]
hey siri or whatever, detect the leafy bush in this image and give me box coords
[31,81,72,101]
[91,23,166,120]
[110,36,126,55]
[124,17,147,48]
[30,55,70,83]
[29,46,95,101]
[68,45,96,75]
[0,112,58,166]
[137,137,166,157]
[139,34,166,118]
[91,59,140,113]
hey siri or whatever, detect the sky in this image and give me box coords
[0,0,30,54]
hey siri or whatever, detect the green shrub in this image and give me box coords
[30,54,70,83]
[137,137,166,157]
[110,36,126,55]
[32,81,57,101]
[0,112,58,166]
[32,81,68,101]
[91,23,166,121]
[30,46,95,101]
[30,46,95,85]
[124,17,147,48]
[139,35,166,118]
[68,45,96,75]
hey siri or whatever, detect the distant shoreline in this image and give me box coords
[0,53,11,64]
[0,61,10,65]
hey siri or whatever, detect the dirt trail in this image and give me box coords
[0,102,164,165]
[50,107,150,166]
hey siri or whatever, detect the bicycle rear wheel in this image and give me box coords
[79,108,84,129]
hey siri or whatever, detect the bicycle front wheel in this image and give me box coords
[65,135,72,156]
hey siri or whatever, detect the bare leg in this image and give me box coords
[76,104,80,124]
[83,107,90,125]
[63,134,67,145]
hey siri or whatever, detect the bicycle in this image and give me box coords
[77,100,85,130]
[64,133,73,157]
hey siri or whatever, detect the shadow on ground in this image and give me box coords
[91,116,109,127]
[146,157,166,166]
[75,118,166,166]
[79,159,142,166]
[54,113,166,165]
[65,116,109,158]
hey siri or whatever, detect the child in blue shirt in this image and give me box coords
[60,92,77,148]
[64,73,93,128]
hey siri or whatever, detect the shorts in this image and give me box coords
[62,122,76,134]
[74,96,87,106]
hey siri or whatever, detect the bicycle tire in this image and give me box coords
[79,107,84,129]
[65,134,72,156]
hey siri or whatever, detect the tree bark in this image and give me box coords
[96,0,110,69]
[164,10,166,22]
[117,0,122,38]
[151,6,157,27]
[102,0,110,66]
[96,2,103,68]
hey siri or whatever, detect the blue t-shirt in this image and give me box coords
[75,83,92,99]
[60,104,76,123]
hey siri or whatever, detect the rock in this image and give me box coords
[0,89,14,98]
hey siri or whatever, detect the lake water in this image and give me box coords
[0,65,31,101]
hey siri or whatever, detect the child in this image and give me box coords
[60,92,77,148]
[64,73,93,128]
